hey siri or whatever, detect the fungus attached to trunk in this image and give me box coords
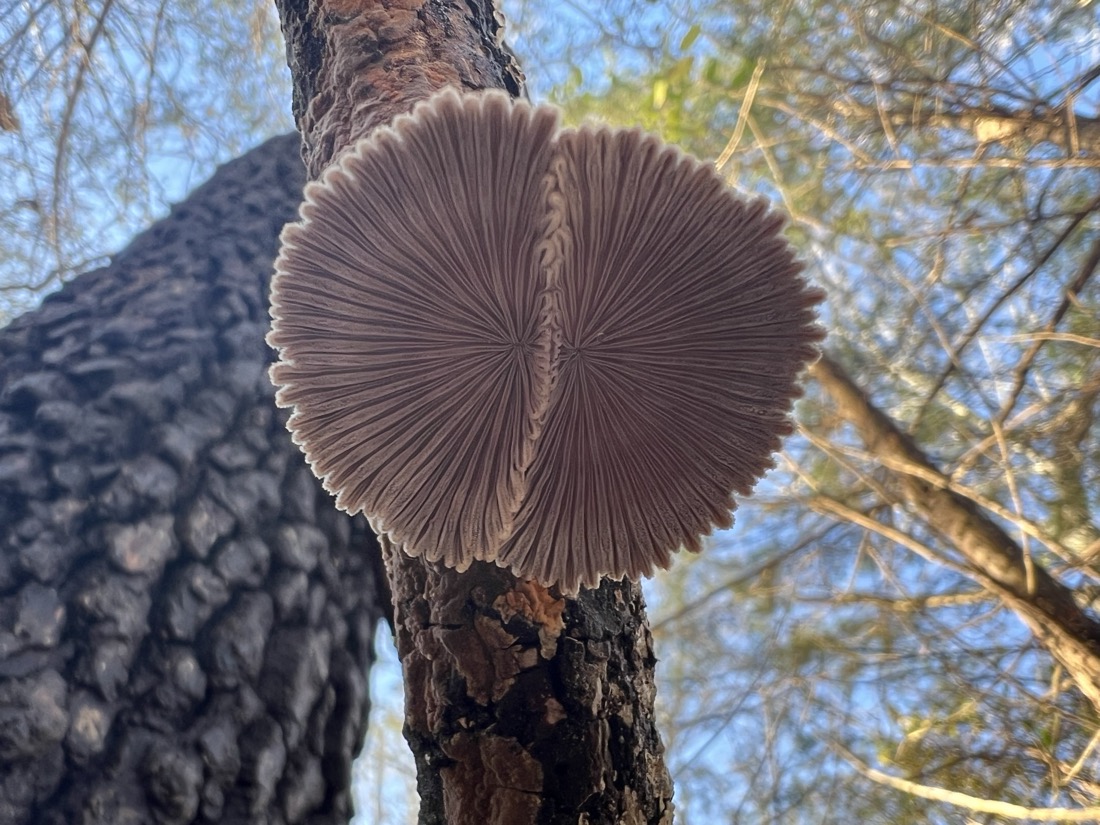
[269,90,560,572]
[497,127,824,590]
[269,88,824,594]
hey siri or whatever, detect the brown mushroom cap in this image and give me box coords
[268,88,824,593]
[496,126,825,592]
[267,89,560,570]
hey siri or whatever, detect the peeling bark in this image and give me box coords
[383,540,672,824]
[274,0,525,176]
[273,2,674,822]
[812,354,1100,712]
[0,136,386,824]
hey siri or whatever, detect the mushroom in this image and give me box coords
[496,126,824,591]
[268,88,824,594]
[268,89,561,571]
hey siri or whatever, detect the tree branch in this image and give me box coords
[811,353,1100,711]
[836,743,1100,822]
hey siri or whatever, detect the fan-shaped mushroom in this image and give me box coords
[268,88,825,594]
[497,126,824,591]
[268,89,560,572]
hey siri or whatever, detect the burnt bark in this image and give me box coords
[382,539,671,825]
[0,135,386,824]
[812,353,1100,712]
[273,2,674,822]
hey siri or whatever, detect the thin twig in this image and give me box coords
[50,0,117,256]
[715,58,766,172]
[834,742,1100,822]
[994,234,1100,425]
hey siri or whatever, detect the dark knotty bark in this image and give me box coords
[0,135,386,824]
[812,354,1100,712]
[273,2,674,822]
[382,539,670,825]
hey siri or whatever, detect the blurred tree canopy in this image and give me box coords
[0,0,291,319]
[4,1,1100,822]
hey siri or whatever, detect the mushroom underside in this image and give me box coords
[268,88,825,594]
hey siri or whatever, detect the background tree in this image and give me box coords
[0,5,377,825]
[0,127,387,823]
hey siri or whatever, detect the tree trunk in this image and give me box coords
[0,134,387,824]
[811,354,1100,712]
[273,2,674,822]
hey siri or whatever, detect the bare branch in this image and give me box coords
[836,743,1100,822]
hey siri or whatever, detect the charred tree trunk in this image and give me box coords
[273,2,674,822]
[0,135,387,823]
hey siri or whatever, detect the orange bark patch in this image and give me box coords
[493,579,566,659]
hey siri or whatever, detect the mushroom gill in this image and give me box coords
[497,126,825,592]
[268,89,560,571]
[268,88,825,594]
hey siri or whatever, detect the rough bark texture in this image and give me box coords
[0,135,386,824]
[275,0,525,177]
[812,354,1100,712]
[382,539,671,825]
[273,2,674,822]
